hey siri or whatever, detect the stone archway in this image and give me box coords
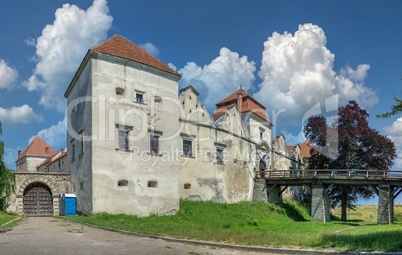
[23,182,53,216]
[8,173,71,216]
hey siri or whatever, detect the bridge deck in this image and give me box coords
[259,169,402,186]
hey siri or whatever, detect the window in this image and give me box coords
[214,142,226,164]
[71,140,76,162]
[118,180,128,187]
[116,124,133,151]
[216,148,224,164]
[154,96,162,103]
[149,130,162,155]
[119,130,129,150]
[134,90,145,103]
[79,131,84,155]
[259,128,265,140]
[148,180,158,188]
[183,140,192,157]
[116,87,124,95]
[150,135,159,154]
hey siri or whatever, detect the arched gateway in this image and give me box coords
[23,182,53,216]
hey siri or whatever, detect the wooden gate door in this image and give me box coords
[23,183,53,216]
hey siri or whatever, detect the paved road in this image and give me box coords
[0,217,278,255]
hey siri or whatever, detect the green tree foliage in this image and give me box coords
[304,101,396,221]
[376,96,402,118]
[0,121,15,211]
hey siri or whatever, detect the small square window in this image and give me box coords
[183,140,192,157]
[135,90,145,104]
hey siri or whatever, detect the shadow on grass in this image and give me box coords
[321,230,402,252]
[280,202,309,222]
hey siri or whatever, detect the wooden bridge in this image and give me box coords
[255,169,402,224]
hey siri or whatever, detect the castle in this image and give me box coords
[9,35,309,216]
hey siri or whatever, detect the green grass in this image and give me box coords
[75,200,402,252]
[0,211,20,229]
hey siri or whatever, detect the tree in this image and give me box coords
[376,95,402,118]
[304,101,396,221]
[0,121,15,211]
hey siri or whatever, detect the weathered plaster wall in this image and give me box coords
[88,56,181,216]
[67,59,93,215]
[179,89,257,203]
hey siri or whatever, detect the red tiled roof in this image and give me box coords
[287,146,295,154]
[300,141,312,158]
[37,148,67,168]
[91,34,180,76]
[18,136,56,160]
[213,89,270,122]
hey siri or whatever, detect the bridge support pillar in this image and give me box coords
[377,185,394,224]
[252,179,268,202]
[311,186,330,222]
[267,185,282,204]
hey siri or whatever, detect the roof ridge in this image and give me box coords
[91,34,180,76]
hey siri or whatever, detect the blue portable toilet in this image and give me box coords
[64,194,77,216]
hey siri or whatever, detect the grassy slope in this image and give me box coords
[76,201,402,252]
[0,211,19,228]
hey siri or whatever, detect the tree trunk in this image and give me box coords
[341,188,347,221]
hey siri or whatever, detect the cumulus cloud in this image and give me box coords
[384,117,402,147]
[29,117,66,150]
[178,47,256,109]
[254,23,378,124]
[0,59,18,89]
[140,42,160,56]
[281,130,305,146]
[22,0,113,112]
[0,105,42,124]
[168,63,177,71]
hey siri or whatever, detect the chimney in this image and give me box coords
[45,147,49,154]
[18,150,21,158]
[237,91,243,114]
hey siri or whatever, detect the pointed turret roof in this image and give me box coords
[91,34,180,76]
[17,136,56,160]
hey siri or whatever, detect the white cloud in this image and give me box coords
[168,63,177,71]
[178,47,256,108]
[24,37,36,47]
[29,117,66,150]
[281,130,305,146]
[383,117,402,168]
[0,59,18,89]
[340,64,370,81]
[22,0,113,112]
[254,23,378,124]
[383,117,402,148]
[140,42,160,56]
[0,105,42,124]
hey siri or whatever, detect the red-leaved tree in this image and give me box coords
[304,101,396,221]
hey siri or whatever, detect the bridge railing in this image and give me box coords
[257,169,402,180]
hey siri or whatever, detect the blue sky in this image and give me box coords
[1,0,402,177]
